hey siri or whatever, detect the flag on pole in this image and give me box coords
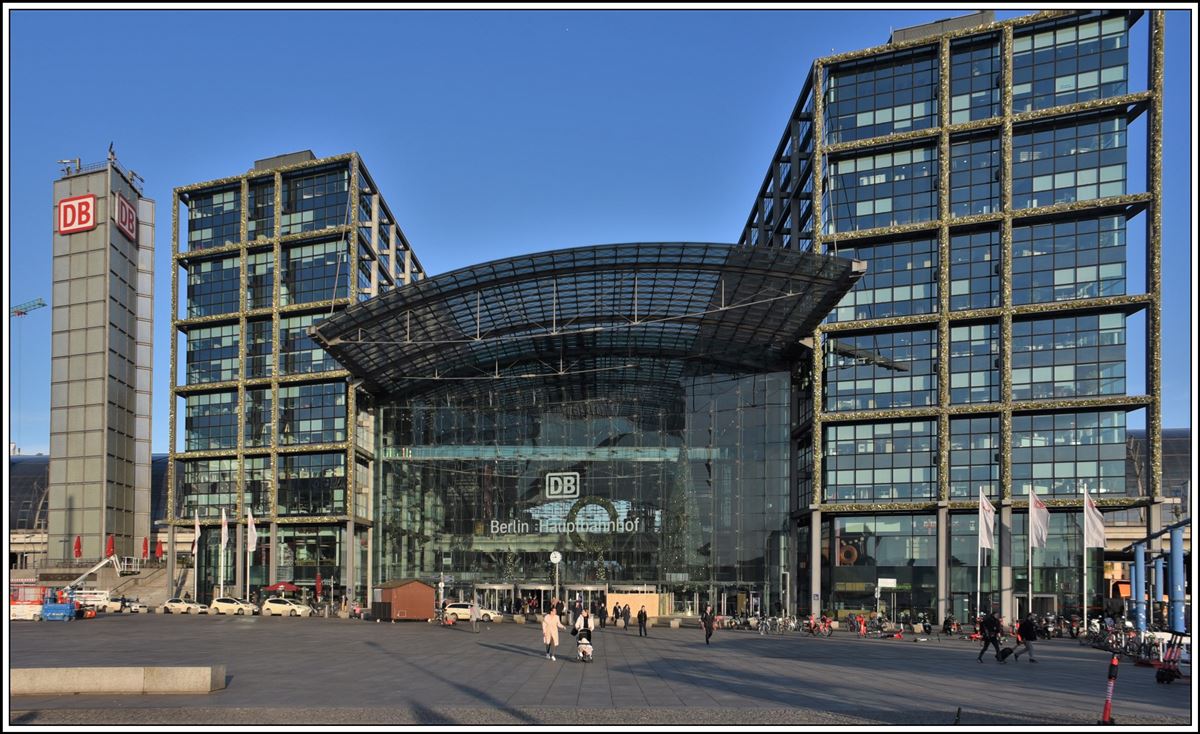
[1030,493,1050,549]
[1083,493,1107,548]
[220,508,229,550]
[978,489,996,550]
[192,511,200,556]
[247,509,258,553]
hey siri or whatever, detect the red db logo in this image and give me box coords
[58,194,97,235]
[116,192,138,242]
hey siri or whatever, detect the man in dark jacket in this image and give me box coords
[701,605,716,645]
[622,603,631,631]
[1012,613,1040,663]
[977,611,1005,663]
[637,605,649,637]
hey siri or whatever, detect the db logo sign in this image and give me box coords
[58,194,97,235]
[115,192,138,243]
[545,472,580,499]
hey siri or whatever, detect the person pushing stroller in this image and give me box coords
[573,607,595,662]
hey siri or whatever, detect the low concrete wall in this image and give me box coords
[12,666,226,695]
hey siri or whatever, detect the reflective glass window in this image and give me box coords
[185,391,238,451]
[186,324,239,383]
[1013,115,1126,210]
[949,415,999,498]
[826,146,937,233]
[825,50,938,144]
[827,237,937,323]
[949,322,999,404]
[949,229,999,310]
[1011,410,1126,497]
[186,256,240,317]
[1013,215,1125,304]
[186,188,240,250]
[823,420,937,502]
[1011,313,1125,400]
[823,329,937,411]
[279,382,345,445]
[1013,14,1128,113]
[280,240,349,305]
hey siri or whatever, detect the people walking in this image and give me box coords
[598,600,606,629]
[977,611,1005,663]
[701,604,716,645]
[637,605,649,637]
[613,602,622,629]
[542,598,566,661]
[622,603,631,632]
[469,600,481,633]
[1012,613,1040,663]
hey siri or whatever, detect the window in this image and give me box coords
[248,180,275,241]
[827,237,937,323]
[278,382,346,445]
[280,240,349,305]
[186,256,240,317]
[277,453,346,516]
[1013,14,1128,113]
[825,49,938,144]
[826,146,937,233]
[185,391,238,451]
[244,388,272,448]
[1013,215,1125,304]
[279,313,336,374]
[246,252,274,310]
[1012,410,1127,497]
[1013,115,1126,210]
[187,188,240,250]
[186,324,239,383]
[950,36,1000,123]
[950,323,999,403]
[949,230,999,310]
[950,136,999,217]
[1012,313,1126,400]
[824,421,937,502]
[245,319,273,378]
[824,329,937,411]
[280,169,349,236]
[949,416,999,498]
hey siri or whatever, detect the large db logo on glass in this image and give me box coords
[545,472,580,499]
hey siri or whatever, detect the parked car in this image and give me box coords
[162,597,207,615]
[444,602,502,622]
[261,597,313,617]
[210,597,259,616]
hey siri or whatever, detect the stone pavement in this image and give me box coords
[8,614,1193,726]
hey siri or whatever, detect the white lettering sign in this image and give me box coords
[58,194,97,234]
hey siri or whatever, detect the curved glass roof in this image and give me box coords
[312,243,864,403]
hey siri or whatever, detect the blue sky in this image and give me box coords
[5,8,1194,455]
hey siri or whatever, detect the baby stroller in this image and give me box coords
[576,626,594,662]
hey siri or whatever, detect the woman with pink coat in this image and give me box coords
[541,599,567,660]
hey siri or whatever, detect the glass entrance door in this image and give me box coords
[516,585,554,614]
[475,584,515,614]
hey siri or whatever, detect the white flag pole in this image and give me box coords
[976,544,982,620]
[1081,483,1088,628]
[1027,499,1033,620]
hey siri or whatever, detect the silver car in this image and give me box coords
[260,597,313,617]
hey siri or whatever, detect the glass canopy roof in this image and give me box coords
[311,243,865,403]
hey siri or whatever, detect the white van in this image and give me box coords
[74,589,123,613]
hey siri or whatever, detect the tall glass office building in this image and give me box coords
[740,10,1164,623]
[169,151,424,604]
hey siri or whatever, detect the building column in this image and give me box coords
[999,503,1013,620]
[269,522,278,585]
[167,523,176,596]
[345,519,355,605]
[235,524,244,594]
[808,508,822,615]
[936,505,949,623]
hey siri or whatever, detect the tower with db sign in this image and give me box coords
[48,153,154,564]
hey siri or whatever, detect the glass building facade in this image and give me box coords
[740,9,1163,624]
[313,243,862,618]
[169,151,424,605]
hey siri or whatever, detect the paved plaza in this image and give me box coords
[7,614,1193,726]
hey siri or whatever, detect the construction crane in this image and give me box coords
[11,298,46,317]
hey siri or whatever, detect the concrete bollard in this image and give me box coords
[670,619,681,629]
[513,614,525,624]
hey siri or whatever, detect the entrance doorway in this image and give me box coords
[475,584,515,614]
[559,587,604,614]
[1015,593,1058,620]
[516,584,554,614]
